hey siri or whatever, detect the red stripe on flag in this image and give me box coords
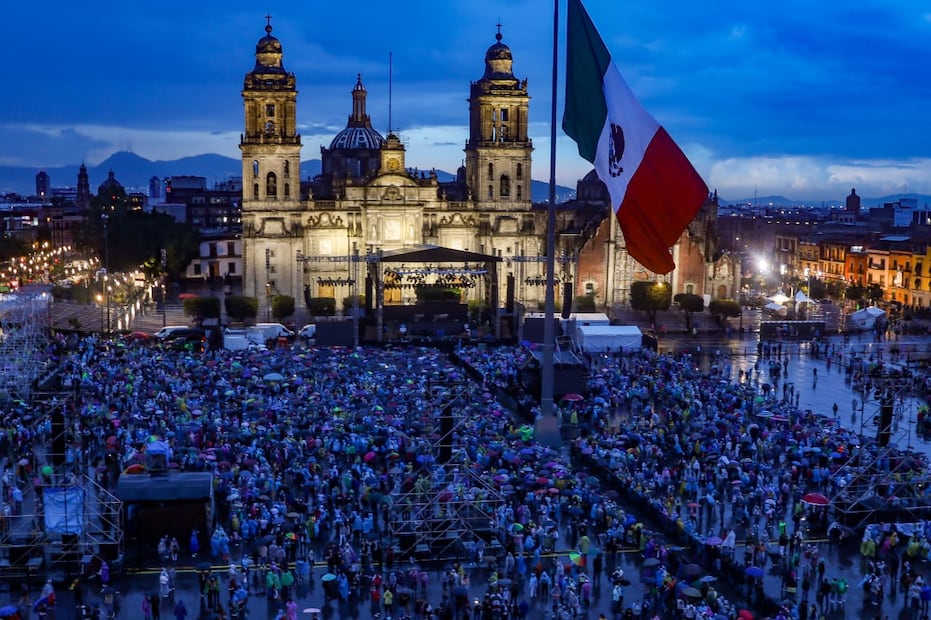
[615,127,708,274]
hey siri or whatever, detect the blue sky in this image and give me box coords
[2,0,930,201]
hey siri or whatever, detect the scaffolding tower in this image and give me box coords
[387,383,509,563]
[828,370,930,530]
[0,289,51,402]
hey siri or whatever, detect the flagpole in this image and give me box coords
[536,0,561,448]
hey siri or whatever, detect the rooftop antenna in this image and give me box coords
[388,51,393,135]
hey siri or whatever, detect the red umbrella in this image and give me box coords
[364,451,376,463]
[801,492,829,506]
[561,393,584,402]
[738,611,754,620]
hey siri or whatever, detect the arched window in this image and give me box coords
[284,183,290,199]
[499,174,511,197]
[283,160,290,177]
[516,163,523,180]
[252,183,259,199]
[266,172,277,198]
[487,163,494,179]
[516,185,522,200]
[252,160,259,177]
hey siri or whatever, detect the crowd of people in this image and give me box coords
[2,329,931,619]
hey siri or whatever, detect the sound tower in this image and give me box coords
[438,399,455,464]
[365,276,373,313]
[506,275,515,314]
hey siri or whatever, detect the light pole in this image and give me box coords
[96,293,104,333]
[101,214,110,337]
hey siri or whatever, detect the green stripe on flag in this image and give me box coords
[563,0,613,163]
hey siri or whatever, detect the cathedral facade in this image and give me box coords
[240,23,546,312]
[240,21,733,315]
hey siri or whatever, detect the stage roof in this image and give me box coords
[379,244,501,264]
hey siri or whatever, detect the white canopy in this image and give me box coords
[766,291,791,304]
[795,290,812,304]
[764,302,788,315]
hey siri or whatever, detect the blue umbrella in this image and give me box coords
[745,566,765,578]
[0,606,18,617]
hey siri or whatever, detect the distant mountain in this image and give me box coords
[727,195,816,207]
[0,151,574,203]
[723,192,931,209]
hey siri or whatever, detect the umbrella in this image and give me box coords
[303,608,322,615]
[705,536,723,546]
[642,558,660,567]
[321,573,337,582]
[0,606,18,617]
[801,492,829,506]
[738,611,754,620]
[497,578,512,586]
[745,566,765,578]
[698,575,717,583]
[682,586,702,598]
[683,564,702,577]
[561,393,584,402]
[264,372,285,382]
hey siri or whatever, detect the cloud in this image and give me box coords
[709,156,931,201]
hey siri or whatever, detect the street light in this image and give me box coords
[96,293,104,333]
[101,214,110,337]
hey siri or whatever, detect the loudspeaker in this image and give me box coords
[438,412,454,464]
[51,410,66,468]
[561,282,573,319]
[877,391,894,448]
[506,275,515,314]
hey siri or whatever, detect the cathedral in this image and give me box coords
[240,20,737,316]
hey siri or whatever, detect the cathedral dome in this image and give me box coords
[253,21,286,74]
[256,25,282,55]
[97,170,124,196]
[329,126,386,151]
[483,31,515,80]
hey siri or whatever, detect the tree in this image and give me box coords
[342,295,366,311]
[866,283,884,305]
[824,279,845,301]
[271,295,295,322]
[630,281,671,326]
[225,296,259,323]
[845,284,865,304]
[574,294,597,313]
[183,296,221,323]
[708,299,741,328]
[73,205,200,279]
[308,297,336,316]
[673,293,704,333]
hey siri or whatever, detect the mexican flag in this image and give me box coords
[563,0,708,274]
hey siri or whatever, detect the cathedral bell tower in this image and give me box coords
[240,17,303,301]
[465,26,533,209]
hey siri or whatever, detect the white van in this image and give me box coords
[254,323,295,341]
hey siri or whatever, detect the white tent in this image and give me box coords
[575,325,642,353]
[764,302,788,316]
[795,290,812,304]
[766,291,791,304]
[849,306,885,330]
